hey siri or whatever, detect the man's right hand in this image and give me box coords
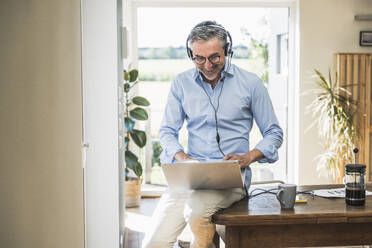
[174,151,199,163]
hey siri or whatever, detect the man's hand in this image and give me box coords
[174,151,199,163]
[223,149,264,168]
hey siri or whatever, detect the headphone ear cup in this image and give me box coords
[224,42,231,56]
[187,48,193,59]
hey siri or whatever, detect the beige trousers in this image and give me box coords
[142,188,245,248]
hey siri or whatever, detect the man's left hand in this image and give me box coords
[223,149,264,168]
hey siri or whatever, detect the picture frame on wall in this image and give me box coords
[360,31,372,46]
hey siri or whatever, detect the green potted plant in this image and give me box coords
[123,68,150,207]
[307,69,358,182]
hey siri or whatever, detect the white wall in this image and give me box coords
[0,1,84,247]
[298,0,372,184]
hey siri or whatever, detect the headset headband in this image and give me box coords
[186,22,233,59]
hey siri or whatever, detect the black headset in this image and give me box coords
[186,21,233,60]
[186,21,234,157]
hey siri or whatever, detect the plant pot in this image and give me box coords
[125,178,142,208]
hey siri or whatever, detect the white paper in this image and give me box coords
[312,188,372,198]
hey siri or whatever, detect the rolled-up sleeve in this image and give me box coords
[159,79,185,164]
[250,78,283,163]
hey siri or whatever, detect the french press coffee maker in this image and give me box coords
[345,164,366,206]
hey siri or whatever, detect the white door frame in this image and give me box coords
[81,0,124,247]
[129,0,299,184]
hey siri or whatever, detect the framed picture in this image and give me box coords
[360,31,372,46]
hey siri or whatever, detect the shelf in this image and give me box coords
[355,14,372,21]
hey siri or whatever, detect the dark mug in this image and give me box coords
[276,184,297,209]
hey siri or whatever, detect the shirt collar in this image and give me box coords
[192,62,234,80]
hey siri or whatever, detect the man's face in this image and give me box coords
[191,37,226,83]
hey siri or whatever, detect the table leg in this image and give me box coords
[213,232,220,248]
[225,226,239,248]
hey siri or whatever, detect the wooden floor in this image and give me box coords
[124,196,194,248]
[125,197,160,248]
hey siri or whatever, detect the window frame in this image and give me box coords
[128,0,299,185]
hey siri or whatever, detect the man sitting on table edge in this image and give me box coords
[142,20,283,248]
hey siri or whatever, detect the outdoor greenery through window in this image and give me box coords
[137,7,289,185]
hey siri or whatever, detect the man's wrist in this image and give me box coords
[245,149,264,164]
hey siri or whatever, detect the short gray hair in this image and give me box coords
[188,20,227,48]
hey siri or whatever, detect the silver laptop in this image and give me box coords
[161,160,244,190]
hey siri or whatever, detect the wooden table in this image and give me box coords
[212,184,372,248]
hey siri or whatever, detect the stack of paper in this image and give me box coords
[312,188,372,198]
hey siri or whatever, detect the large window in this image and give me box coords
[136,7,289,184]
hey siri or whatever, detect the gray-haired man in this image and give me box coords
[142,20,283,248]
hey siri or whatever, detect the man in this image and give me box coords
[142,20,283,248]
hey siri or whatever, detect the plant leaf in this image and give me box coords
[124,117,135,132]
[132,96,150,106]
[125,150,138,170]
[129,69,139,82]
[130,107,148,120]
[124,83,130,93]
[314,69,328,86]
[130,129,147,148]
[124,71,130,81]
[124,137,129,150]
[133,161,142,178]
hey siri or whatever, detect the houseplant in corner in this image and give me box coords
[307,69,358,182]
[124,68,150,207]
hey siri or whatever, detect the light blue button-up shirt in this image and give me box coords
[159,63,283,188]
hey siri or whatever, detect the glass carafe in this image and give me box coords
[345,164,366,206]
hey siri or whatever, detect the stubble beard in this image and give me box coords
[199,62,225,83]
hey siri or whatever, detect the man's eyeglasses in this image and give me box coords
[192,54,221,65]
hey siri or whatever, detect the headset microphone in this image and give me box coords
[188,21,233,157]
[199,49,233,157]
